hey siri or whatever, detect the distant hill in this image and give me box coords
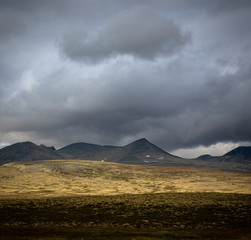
[196,147,251,163]
[57,138,179,164]
[57,142,117,159]
[0,142,62,165]
[196,154,216,160]
[224,146,251,158]
[219,146,251,163]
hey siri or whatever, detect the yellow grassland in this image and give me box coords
[0,159,250,198]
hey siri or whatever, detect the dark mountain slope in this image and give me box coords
[0,139,178,165]
[218,146,251,163]
[0,142,62,165]
[224,146,251,158]
[105,138,179,164]
[57,142,118,159]
[56,138,181,165]
[122,138,170,155]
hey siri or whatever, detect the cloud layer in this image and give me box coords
[61,6,190,62]
[0,0,251,157]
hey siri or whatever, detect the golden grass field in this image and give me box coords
[0,159,251,198]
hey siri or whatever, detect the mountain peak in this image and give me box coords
[130,138,150,144]
[125,138,153,148]
[138,138,148,142]
[123,138,168,154]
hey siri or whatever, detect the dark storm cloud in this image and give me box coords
[61,6,190,62]
[4,52,250,150]
[0,0,251,156]
[0,12,25,41]
[209,0,251,13]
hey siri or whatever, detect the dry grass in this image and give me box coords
[0,193,250,239]
[0,159,250,198]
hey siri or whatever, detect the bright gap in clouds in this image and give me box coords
[171,141,251,159]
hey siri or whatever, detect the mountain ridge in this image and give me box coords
[57,138,179,164]
[0,139,251,172]
[57,142,118,160]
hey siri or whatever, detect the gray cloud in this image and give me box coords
[2,50,250,151]
[61,6,190,62]
[0,12,25,42]
[0,0,251,157]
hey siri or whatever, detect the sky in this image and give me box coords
[0,0,251,158]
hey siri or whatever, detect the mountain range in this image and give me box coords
[0,138,250,172]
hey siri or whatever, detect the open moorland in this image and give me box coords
[1,160,251,198]
[0,160,251,239]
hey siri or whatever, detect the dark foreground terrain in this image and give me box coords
[0,193,250,239]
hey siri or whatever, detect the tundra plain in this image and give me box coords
[0,160,251,239]
[1,160,251,198]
